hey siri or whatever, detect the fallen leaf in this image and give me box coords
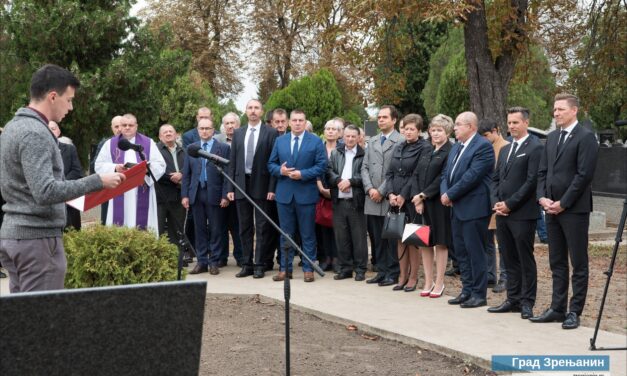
[346,324,358,331]
[361,333,379,341]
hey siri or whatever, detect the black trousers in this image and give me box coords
[334,200,367,273]
[496,216,537,307]
[546,212,590,315]
[236,197,273,270]
[158,200,186,249]
[367,214,399,279]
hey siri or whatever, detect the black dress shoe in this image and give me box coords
[487,300,521,313]
[354,272,365,281]
[448,293,470,305]
[521,305,534,319]
[392,282,407,291]
[253,268,265,279]
[334,271,353,280]
[235,267,254,278]
[378,278,397,287]
[562,312,580,329]
[366,274,385,284]
[190,264,208,274]
[460,297,487,308]
[209,266,220,275]
[529,308,566,323]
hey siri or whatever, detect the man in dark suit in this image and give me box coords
[156,124,187,259]
[268,109,327,282]
[49,121,83,230]
[488,107,543,319]
[182,107,212,148]
[532,93,598,329]
[227,99,279,279]
[181,118,230,275]
[441,111,495,308]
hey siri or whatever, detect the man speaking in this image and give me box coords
[0,64,125,293]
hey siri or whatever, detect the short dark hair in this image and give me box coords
[272,108,287,119]
[265,110,274,123]
[478,118,499,135]
[401,114,424,132]
[344,124,359,134]
[507,106,530,120]
[380,105,399,121]
[30,64,80,101]
[290,109,306,118]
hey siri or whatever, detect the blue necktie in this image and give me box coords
[380,135,386,146]
[200,142,208,187]
[292,136,299,158]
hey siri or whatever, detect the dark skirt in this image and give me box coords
[422,198,451,247]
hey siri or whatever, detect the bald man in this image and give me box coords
[441,111,495,308]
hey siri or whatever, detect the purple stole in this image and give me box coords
[109,134,152,230]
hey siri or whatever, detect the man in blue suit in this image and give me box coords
[181,118,230,275]
[268,110,328,282]
[182,107,212,148]
[441,111,495,308]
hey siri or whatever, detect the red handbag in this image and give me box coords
[315,197,334,227]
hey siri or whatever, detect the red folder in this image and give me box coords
[66,161,148,212]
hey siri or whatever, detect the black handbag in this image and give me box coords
[381,207,406,240]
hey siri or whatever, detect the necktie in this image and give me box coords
[380,135,387,146]
[507,142,518,165]
[557,130,567,152]
[452,144,464,167]
[245,127,255,172]
[292,136,299,158]
[200,142,208,187]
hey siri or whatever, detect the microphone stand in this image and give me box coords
[208,159,325,376]
[136,149,197,281]
[590,197,627,351]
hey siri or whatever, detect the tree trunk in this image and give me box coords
[463,0,525,134]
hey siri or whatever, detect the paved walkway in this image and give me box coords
[2,264,625,374]
[187,265,626,375]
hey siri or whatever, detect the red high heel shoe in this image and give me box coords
[419,282,435,297]
[429,285,445,298]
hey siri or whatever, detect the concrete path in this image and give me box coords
[186,265,626,375]
[2,264,625,375]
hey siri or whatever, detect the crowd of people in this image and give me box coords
[0,65,599,331]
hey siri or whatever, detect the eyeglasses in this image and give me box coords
[121,123,136,128]
[198,127,214,131]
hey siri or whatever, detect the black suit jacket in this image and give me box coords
[157,142,185,203]
[228,124,278,200]
[59,142,83,180]
[491,135,543,220]
[537,124,598,213]
[411,141,452,199]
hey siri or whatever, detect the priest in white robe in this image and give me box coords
[95,113,166,235]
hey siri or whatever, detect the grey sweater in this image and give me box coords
[0,108,103,239]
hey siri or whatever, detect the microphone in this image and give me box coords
[615,120,627,127]
[187,144,230,166]
[118,138,144,152]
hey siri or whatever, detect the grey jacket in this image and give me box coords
[361,130,404,216]
[0,108,103,239]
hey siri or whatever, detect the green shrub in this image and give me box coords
[64,225,180,288]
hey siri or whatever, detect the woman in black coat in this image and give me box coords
[410,114,454,298]
[384,114,429,292]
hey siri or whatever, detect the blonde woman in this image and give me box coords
[411,114,454,297]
